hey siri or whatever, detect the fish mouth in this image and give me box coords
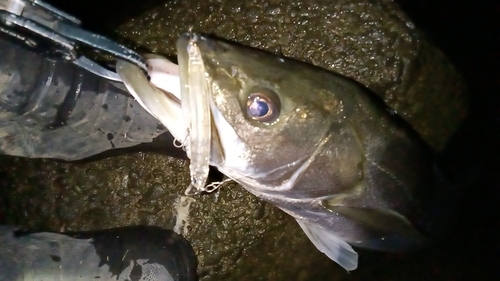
[116,33,227,166]
[116,54,186,143]
[116,33,236,191]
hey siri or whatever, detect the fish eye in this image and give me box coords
[246,89,280,123]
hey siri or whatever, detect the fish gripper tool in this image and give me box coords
[0,0,147,82]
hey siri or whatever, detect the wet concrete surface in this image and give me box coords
[1,0,498,280]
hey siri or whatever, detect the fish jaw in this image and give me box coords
[116,57,187,143]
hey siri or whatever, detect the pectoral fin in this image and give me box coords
[324,204,427,251]
[296,219,358,271]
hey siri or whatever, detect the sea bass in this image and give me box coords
[117,33,455,271]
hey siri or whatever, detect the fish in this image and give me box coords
[117,33,457,271]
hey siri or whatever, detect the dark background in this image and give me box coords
[386,2,500,279]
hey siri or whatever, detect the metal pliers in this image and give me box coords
[0,0,147,81]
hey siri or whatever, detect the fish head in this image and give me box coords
[177,34,345,196]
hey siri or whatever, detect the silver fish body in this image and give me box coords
[174,34,455,271]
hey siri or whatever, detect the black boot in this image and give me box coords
[0,225,197,281]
